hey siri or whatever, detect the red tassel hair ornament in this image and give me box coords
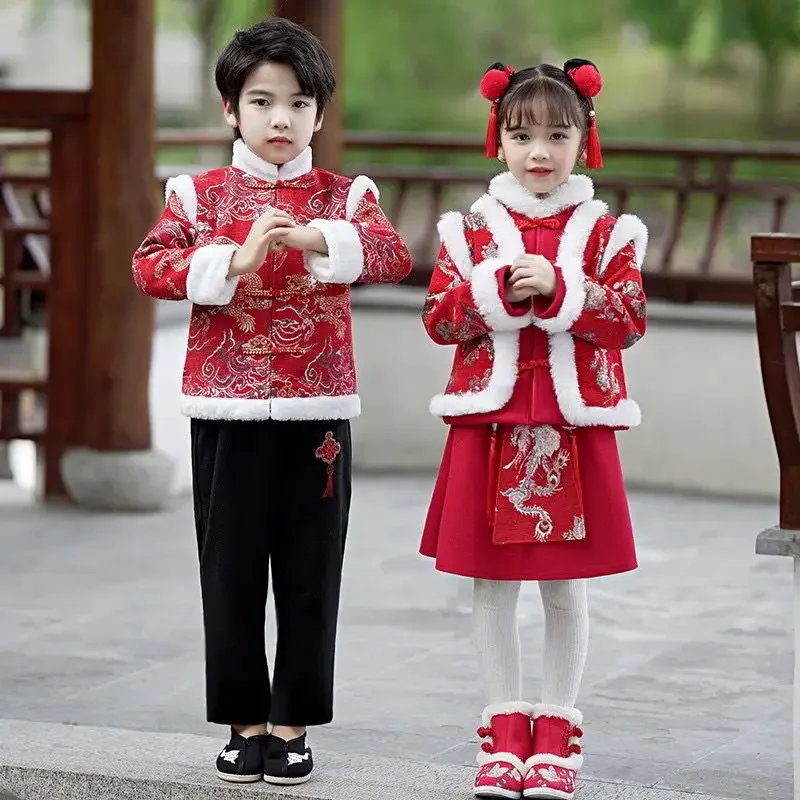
[584,111,603,169]
[568,64,604,169]
[480,65,515,159]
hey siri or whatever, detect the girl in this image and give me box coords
[419,59,647,800]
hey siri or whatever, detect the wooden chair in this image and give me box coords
[752,232,800,800]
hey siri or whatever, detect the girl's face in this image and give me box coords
[498,98,584,196]
[224,61,322,166]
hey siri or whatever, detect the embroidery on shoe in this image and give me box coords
[220,749,239,764]
[538,766,560,782]
[287,752,310,765]
[315,431,342,498]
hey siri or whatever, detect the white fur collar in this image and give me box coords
[232,139,313,183]
[488,173,594,218]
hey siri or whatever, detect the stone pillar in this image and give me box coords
[60,0,175,510]
[273,0,343,172]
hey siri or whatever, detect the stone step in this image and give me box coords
[0,719,741,800]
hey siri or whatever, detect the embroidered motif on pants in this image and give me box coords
[315,431,342,498]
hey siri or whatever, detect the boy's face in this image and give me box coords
[224,61,322,166]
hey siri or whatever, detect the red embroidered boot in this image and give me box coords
[523,705,583,799]
[474,702,535,798]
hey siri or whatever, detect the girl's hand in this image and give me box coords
[508,255,558,299]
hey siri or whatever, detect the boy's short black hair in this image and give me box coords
[215,17,336,123]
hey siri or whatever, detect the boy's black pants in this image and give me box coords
[190,417,352,726]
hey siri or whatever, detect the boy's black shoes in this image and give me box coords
[215,728,266,783]
[262,732,314,785]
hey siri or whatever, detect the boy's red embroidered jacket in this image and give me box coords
[132,140,411,421]
[422,173,648,428]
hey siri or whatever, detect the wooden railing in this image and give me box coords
[2,123,799,499]
[4,130,800,305]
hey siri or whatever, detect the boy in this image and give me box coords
[131,17,411,785]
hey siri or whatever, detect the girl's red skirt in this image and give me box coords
[419,423,637,581]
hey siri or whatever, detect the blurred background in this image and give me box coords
[3,0,800,140]
[1,0,800,499]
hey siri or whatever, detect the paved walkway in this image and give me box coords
[0,476,790,799]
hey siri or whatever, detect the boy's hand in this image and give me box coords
[266,225,328,255]
[506,255,558,301]
[228,208,296,277]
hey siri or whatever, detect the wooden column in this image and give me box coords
[273,0,343,172]
[84,0,156,452]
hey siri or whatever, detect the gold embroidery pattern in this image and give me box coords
[563,516,586,540]
[482,241,499,260]
[590,349,621,397]
[501,425,570,542]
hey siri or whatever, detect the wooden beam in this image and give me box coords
[273,0,343,172]
[0,91,89,125]
[83,0,156,452]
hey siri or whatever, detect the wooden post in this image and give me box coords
[84,0,156,452]
[273,0,343,172]
[47,112,92,497]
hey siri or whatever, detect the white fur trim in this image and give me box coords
[165,174,197,226]
[533,199,608,335]
[548,332,642,427]
[429,331,519,417]
[598,213,649,277]
[488,173,594,218]
[437,211,472,279]
[524,752,584,772]
[232,139,312,182]
[429,195,641,425]
[305,219,364,284]
[471,194,525,262]
[470,258,533,331]
[345,175,380,221]
[476,750,528,771]
[186,244,240,305]
[532,704,583,727]
[482,701,536,725]
[180,393,360,421]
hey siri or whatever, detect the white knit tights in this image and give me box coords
[472,579,589,707]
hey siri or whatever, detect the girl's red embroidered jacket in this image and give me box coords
[422,173,648,428]
[132,140,411,422]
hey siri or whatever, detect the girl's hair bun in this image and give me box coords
[480,62,515,102]
[563,59,602,99]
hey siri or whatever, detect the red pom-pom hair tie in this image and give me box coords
[567,64,602,98]
[480,64,514,159]
[568,64,604,169]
